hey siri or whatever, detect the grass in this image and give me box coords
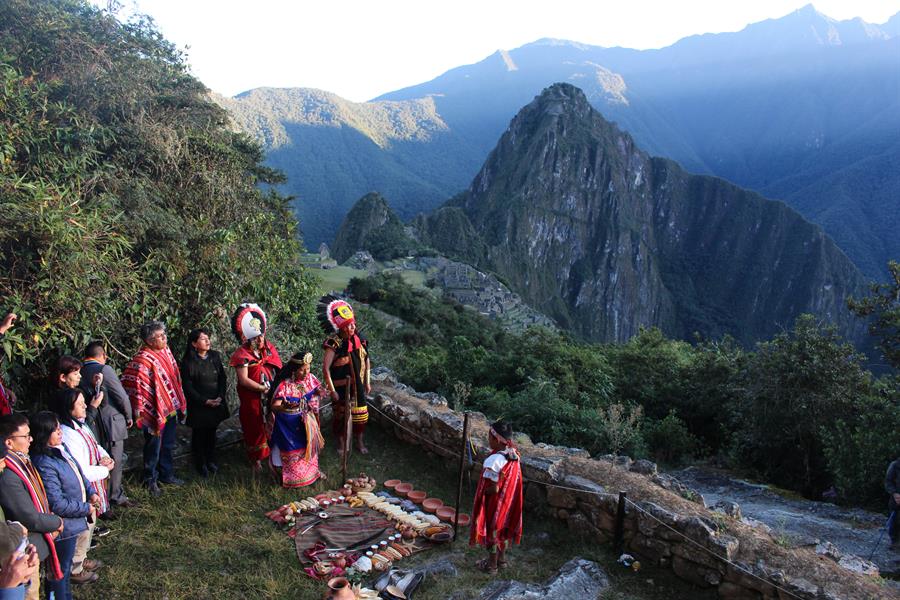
[86,424,715,599]
[314,265,368,295]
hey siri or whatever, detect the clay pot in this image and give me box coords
[451,513,471,527]
[407,490,426,503]
[394,482,413,497]
[384,479,402,489]
[422,498,443,512]
[435,506,455,521]
[325,577,354,600]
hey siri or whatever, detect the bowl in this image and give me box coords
[407,490,427,503]
[384,479,402,489]
[451,513,471,527]
[394,482,413,497]
[422,498,443,512]
[436,506,455,521]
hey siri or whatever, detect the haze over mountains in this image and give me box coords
[220,4,899,282]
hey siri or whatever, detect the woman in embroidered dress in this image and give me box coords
[470,421,524,575]
[49,388,110,584]
[267,351,326,488]
[229,304,282,472]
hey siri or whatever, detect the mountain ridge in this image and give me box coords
[413,83,868,345]
[221,6,899,279]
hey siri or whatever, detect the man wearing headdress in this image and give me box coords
[229,304,282,471]
[122,321,186,496]
[470,421,524,575]
[318,296,371,455]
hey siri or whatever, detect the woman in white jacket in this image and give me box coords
[51,387,112,579]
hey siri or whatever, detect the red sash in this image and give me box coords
[4,453,63,579]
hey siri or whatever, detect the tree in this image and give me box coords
[731,315,872,496]
[848,260,900,370]
[0,0,318,402]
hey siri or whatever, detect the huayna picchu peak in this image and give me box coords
[415,83,868,345]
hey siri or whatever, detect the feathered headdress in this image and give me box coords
[231,303,267,344]
[316,295,355,334]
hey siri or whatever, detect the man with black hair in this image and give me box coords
[0,414,63,600]
[0,432,40,599]
[80,341,134,509]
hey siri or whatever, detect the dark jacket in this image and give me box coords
[887,458,900,508]
[181,349,229,429]
[80,360,132,447]
[31,445,95,541]
[0,456,63,560]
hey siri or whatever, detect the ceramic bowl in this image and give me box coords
[422,498,443,512]
[451,513,471,527]
[407,490,427,503]
[394,482,413,497]
[383,479,402,489]
[436,506,455,521]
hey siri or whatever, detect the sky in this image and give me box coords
[93,0,900,102]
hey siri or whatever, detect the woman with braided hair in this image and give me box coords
[267,351,326,488]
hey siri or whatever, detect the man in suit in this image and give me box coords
[79,341,135,510]
[0,414,64,600]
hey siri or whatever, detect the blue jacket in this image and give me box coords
[30,445,95,541]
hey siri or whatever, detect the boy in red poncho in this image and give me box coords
[470,421,524,574]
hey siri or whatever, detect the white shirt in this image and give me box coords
[482,452,509,482]
[61,422,110,483]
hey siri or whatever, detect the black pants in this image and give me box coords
[191,426,218,468]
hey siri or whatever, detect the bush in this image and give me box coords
[823,378,900,506]
[645,411,702,466]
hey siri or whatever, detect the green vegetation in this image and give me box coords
[0,0,319,398]
[849,260,900,370]
[330,192,428,263]
[315,265,369,296]
[91,424,711,599]
[350,273,900,507]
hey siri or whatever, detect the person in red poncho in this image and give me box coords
[122,321,186,497]
[0,312,19,416]
[470,420,524,575]
[229,304,282,472]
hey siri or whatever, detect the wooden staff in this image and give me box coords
[452,412,470,543]
[341,393,351,484]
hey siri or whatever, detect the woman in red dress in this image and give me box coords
[229,304,282,471]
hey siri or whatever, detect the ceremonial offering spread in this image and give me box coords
[265,473,455,583]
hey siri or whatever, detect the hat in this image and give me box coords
[316,295,355,334]
[231,303,267,344]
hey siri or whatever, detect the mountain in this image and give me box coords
[217,89,479,246]
[413,84,868,345]
[220,6,900,279]
[330,192,422,263]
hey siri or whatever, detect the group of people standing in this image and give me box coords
[0,295,529,596]
[0,296,373,598]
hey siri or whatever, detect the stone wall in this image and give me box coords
[367,372,892,600]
